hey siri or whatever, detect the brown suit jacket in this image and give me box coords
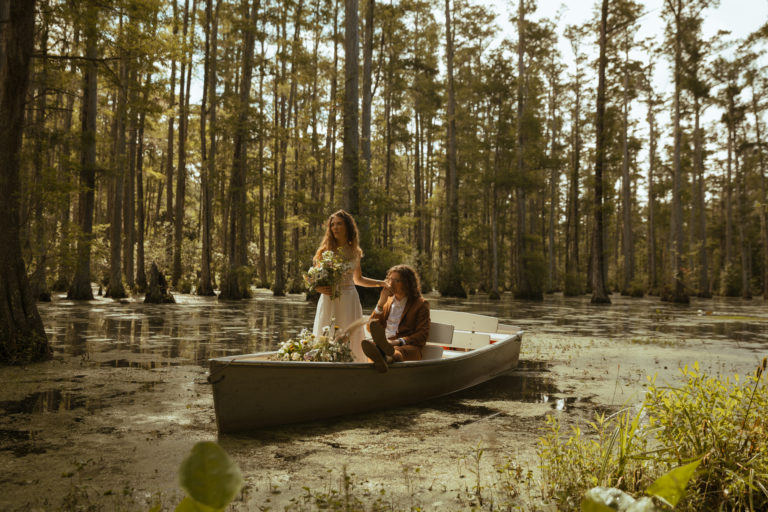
[370,296,430,347]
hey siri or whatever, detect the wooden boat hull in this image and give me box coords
[209,332,522,433]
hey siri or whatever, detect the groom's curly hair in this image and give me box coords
[387,264,422,300]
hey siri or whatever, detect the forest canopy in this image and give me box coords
[13,0,768,305]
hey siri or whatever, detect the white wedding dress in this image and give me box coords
[312,257,366,362]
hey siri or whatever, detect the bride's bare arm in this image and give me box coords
[352,261,388,289]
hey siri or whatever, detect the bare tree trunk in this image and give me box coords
[272,7,288,296]
[106,14,127,299]
[198,0,219,296]
[694,95,709,297]
[647,90,658,293]
[30,19,50,301]
[564,71,582,296]
[751,83,768,299]
[323,0,339,207]
[591,0,610,304]
[136,73,150,292]
[166,0,178,232]
[257,17,267,287]
[69,0,98,301]
[361,0,373,178]
[621,42,634,295]
[221,0,258,300]
[123,67,137,290]
[440,0,464,297]
[0,0,50,363]
[342,0,359,214]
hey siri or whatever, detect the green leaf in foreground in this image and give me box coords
[645,458,702,507]
[178,441,243,510]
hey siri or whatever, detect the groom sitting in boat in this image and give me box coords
[362,264,430,372]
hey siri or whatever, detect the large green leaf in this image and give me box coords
[645,459,702,507]
[178,441,243,510]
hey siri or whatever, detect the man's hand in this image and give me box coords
[378,285,393,304]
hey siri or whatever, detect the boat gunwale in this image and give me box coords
[209,331,523,369]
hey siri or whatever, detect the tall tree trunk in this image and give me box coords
[668,0,688,303]
[513,0,539,300]
[0,0,50,363]
[173,0,195,286]
[166,0,178,237]
[621,43,634,295]
[136,74,150,292]
[646,87,658,292]
[198,0,219,296]
[106,16,127,299]
[342,0,359,214]
[257,23,267,287]
[361,0,373,178]
[547,58,559,293]
[69,0,98,301]
[752,83,768,299]
[31,19,50,301]
[272,26,285,296]
[221,0,258,300]
[694,95,709,297]
[591,0,610,304]
[54,41,78,292]
[323,0,339,207]
[123,67,137,290]
[564,73,582,296]
[736,135,751,299]
[440,0,464,297]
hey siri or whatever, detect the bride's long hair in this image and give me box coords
[314,210,363,262]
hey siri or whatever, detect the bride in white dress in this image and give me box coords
[312,210,387,362]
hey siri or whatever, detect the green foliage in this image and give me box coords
[564,270,584,296]
[177,441,243,512]
[629,278,645,298]
[538,361,768,511]
[719,263,741,297]
[537,407,654,511]
[645,361,768,511]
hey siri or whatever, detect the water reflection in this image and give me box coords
[37,289,768,368]
[0,389,112,414]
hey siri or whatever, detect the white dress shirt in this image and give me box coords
[384,296,407,339]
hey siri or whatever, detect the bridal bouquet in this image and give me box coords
[303,249,353,300]
[271,323,353,362]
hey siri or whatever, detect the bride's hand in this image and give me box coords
[316,286,332,295]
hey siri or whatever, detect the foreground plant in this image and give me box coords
[645,359,767,510]
[537,359,768,511]
[149,441,243,512]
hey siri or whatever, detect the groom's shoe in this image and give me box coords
[362,339,388,373]
[369,321,395,357]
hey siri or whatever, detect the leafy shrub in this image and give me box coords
[537,360,768,511]
[537,407,655,510]
[645,361,767,511]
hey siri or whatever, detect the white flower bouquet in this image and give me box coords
[271,322,353,363]
[303,249,354,300]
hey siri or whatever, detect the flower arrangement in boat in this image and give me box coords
[303,249,354,300]
[271,323,353,363]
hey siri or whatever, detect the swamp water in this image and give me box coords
[1,290,766,510]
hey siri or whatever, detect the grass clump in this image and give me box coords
[536,358,768,511]
[645,360,767,511]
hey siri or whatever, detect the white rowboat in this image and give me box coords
[208,309,523,432]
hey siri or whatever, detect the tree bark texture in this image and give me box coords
[0,0,51,364]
